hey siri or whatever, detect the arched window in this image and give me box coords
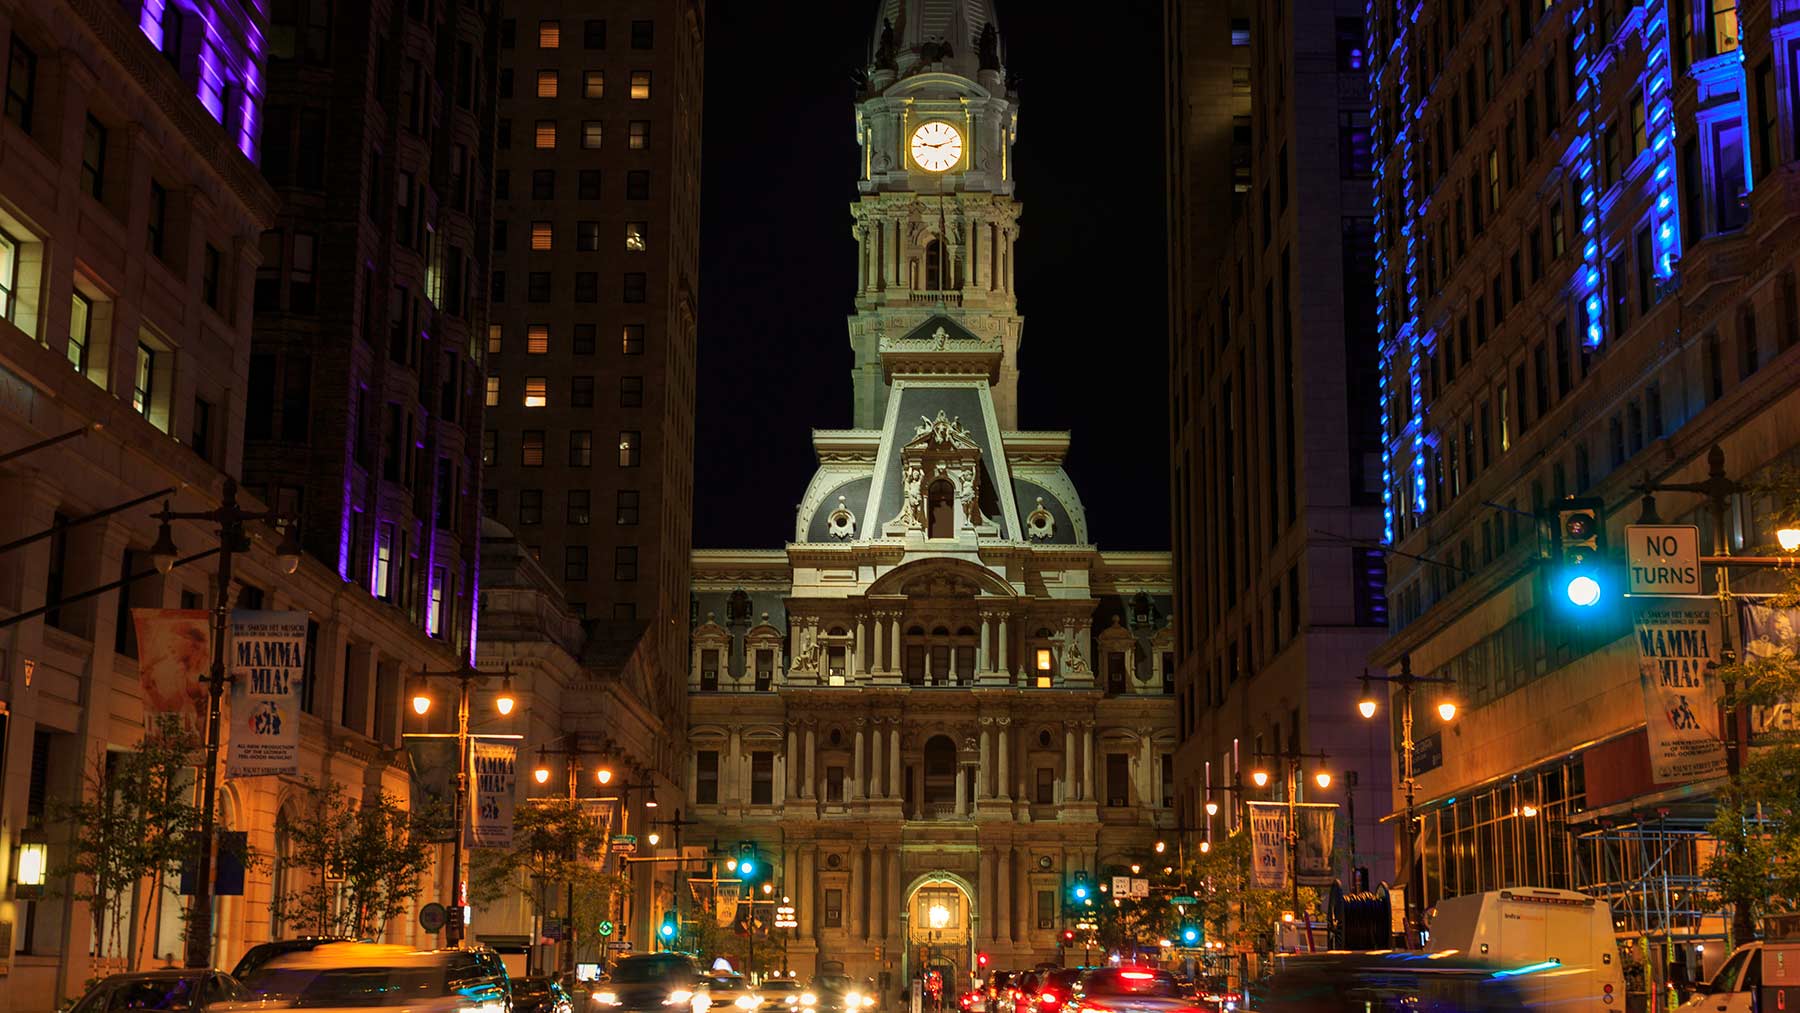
[923,735,957,805]
[928,479,956,538]
[925,240,944,290]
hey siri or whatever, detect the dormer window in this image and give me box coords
[928,480,956,538]
[700,649,719,691]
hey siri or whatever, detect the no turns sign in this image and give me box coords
[1626,525,1701,595]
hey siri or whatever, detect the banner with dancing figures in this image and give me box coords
[470,739,518,848]
[226,611,307,777]
[1635,601,1727,783]
[1248,801,1289,890]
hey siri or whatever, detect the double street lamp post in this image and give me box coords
[1250,747,1333,940]
[410,667,517,945]
[148,478,301,969]
[532,739,615,975]
[1358,655,1457,945]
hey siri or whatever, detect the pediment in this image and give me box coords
[898,315,983,345]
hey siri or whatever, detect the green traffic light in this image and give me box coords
[1566,574,1602,607]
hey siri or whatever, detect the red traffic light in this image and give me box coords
[1062,929,1075,943]
[977,952,989,968]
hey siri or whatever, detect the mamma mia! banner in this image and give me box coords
[1248,801,1288,890]
[470,739,518,848]
[1636,602,1726,783]
[226,610,307,777]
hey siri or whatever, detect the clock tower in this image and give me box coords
[850,0,1022,429]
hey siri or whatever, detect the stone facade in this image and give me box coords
[688,1,1175,992]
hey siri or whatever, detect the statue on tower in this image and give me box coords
[875,19,897,71]
[978,23,1000,71]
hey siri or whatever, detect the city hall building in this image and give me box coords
[685,0,1176,989]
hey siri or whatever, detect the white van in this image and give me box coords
[1677,942,1759,1013]
[1426,887,1626,1009]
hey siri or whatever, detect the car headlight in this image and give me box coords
[668,991,694,1006]
[801,995,817,1006]
[847,994,863,1008]
[737,997,760,1009]
[595,995,620,1007]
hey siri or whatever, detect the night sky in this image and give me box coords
[693,1,1169,551]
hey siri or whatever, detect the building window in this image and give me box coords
[630,20,653,49]
[577,221,601,251]
[582,121,603,149]
[619,376,643,407]
[584,19,606,48]
[623,324,645,354]
[625,221,647,252]
[535,120,556,148]
[481,430,496,466]
[1036,767,1055,804]
[202,244,222,309]
[67,291,91,372]
[628,120,649,149]
[374,522,395,600]
[1105,753,1131,806]
[630,71,651,99]
[532,169,555,199]
[579,170,603,200]
[575,272,598,302]
[521,430,545,467]
[147,181,168,259]
[531,221,553,250]
[527,324,550,354]
[569,430,592,467]
[528,272,551,302]
[1036,890,1056,930]
[696,751,719,802]
[624,273,647,302]
[518,489,543,525]
[567,489,591,525]
[617,490,639,524]
[5,38,36,132]
[699,654,719,693]
[81,115,107,199]
[626,170,650,200]
[0,229,16,322]
[1709,0,1739,55]
[132,343,156,416]
[565,545,588,581]
[584,70,605,98]
[538,20,560,48]
[572,375,594,407]
[485,375,500,407]
[751,752,774,805]
[614,545,638,580]
[823,889,843,927]
[524,377,547,407]
[536,69,557,98]
[191,397,213,462]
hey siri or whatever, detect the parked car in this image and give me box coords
[591,953,706,1013]
[1679,942,1761,1013]
[68,970,255,1013]
[236,942,512,1013]
[514,976,575,1013]
[707,973,760,1011]
[231,937,354,984]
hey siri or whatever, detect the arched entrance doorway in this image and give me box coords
[906,877,972,1009]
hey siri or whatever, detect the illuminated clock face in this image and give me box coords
[910,121,963,172]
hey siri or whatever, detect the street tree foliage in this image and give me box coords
[1704,466,1800,937]
[469,797,621,963]
[275,783,434,940]
[52,714,210,973]
[1177,832,1317,954]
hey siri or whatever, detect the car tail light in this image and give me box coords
[1120,972,1154,981]
[1038,994,1059,1006]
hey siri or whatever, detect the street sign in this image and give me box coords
[419,902,447,933]
[1111,876,1131,897]
[611,834,638,855]
[1170,895,1197,906]
[1627,524,1701,595]
[608,941,634,951]
[597,920,615,937]
[1130,878,1149,899]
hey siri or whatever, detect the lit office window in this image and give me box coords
[538,20,560,48]
[524,377,548,407]
[536,70,558,98]
[630,71,651,99]
[528,325,550,354]
[583,121,603,149]
[485,375,500,407]
[584,70,605,98]
[628,120,649,149]
[535,120,557,148]
[624,222,646,252]
[531,221,553,250]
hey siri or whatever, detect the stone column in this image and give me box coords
[786,726,799,798]
[855,615,867,674]
[954,766,968,816]
[889,614,902,670]
[1064,727,1078,802]
[851,846,866,939]
[889,728,902,801]
[803,725,816,799]
[978,616,991,674]
[798,845,814,937]
[727,728,742,802]
[872,617,885,675]
[999,847,1015,943]
[997,615,1009,675]
[978,725,992,799]
[774,752,787,806]
[997,722,1011,801]
[856,228,868,292]
[1084,723,1097,804]
[853,724,866,800]
[979,848,995,941]
[887,846,903,949]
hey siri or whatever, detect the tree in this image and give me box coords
[1177,832,1317,955]
[469,798,621,964]
[52,714,207,973]
[276,783,434,939]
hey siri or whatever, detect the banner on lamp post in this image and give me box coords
[1635,601,1727,783]
[1293,803,1338,887]
[1248,801,1288,891]
[404,735,460,843]
[469,739,517,848]
[132,608,212,730]
[1742,604,1800,742]
[226,610,306,777]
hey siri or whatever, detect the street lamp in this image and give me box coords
[1252,744,1332,945]
[147,478,300,968]
[1357,658,1457,943]
[1779,526,1800,553]
[1314,771,1332,790]
[410,665,515,946]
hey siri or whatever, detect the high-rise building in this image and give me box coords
[481,0,703,728]
[1165,0,1393,888]
[246,0,496,664]
[1367,0,1800,949]
[686,2,1175,993]
[0,2,506,1004]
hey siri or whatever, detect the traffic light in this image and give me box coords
[1180,924,1201,947]
[1071,871,1090,901]
[1061,929,1076,945]
[1551,497,1607,608]
[977,952,989,970]
[659,911,678,942]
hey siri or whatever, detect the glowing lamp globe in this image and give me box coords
[1251,770,1270,788]
[1780,527,1800,553]
[1437,700,1458,722]
[533,765,551,785]
[1565,574,1603,607]
[1358,698,1378,719]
